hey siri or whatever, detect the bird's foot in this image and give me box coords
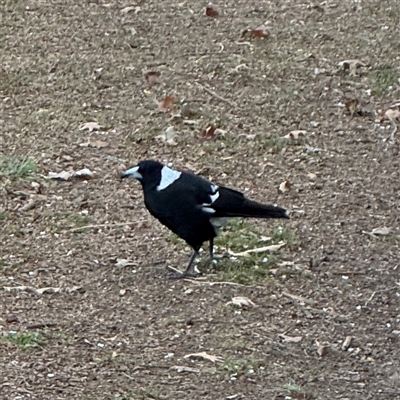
[166,265,200,279]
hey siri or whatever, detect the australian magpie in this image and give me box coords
[121,160,289,277]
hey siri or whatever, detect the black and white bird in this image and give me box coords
[121,160,289,277]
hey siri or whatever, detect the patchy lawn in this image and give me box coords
[1,0,399,399]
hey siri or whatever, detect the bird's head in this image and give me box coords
[121,160,164,189]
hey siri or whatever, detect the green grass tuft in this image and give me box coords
[0,157,37,179]
[211,219,292,284]
[0,331,47,349]
[370,65,398,96]
[0,211,7,221]
[271,225,298,248]
[215,355,266,378]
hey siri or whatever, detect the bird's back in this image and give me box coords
[143,171,218,249]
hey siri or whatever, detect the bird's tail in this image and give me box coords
[228,198,289,219]
[210,186,289,219]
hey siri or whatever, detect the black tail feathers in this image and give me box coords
[237,199,289,219]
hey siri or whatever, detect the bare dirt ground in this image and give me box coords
[1,1,400,399]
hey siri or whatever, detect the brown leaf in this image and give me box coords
[184,351,223,363]
[250,25,269,38]
[205,6,219,17]
[199,125,217,139]
[79,122,101,132]
[279,181,291,193]
[345,99,359,116]
[157,95,176,112]
[144,71,161,88]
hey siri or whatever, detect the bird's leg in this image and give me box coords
[209,238,214,260]
[169,249,199,279]
[182,250,199,277]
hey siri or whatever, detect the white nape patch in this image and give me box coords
[210,217,228,229]
[156,166,182,191]
[124,166,142,179]
[201,206,216,214]
[207,184,220,204]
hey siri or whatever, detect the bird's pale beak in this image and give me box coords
[121,166,143,180]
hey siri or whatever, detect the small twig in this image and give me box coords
[185,279,248,287]
[166,265,183,274]
[66,222,139,233]
[224,242,285,257]
[177,51,223,58]
[195,82,236,107]
[388,117,397,143]
[282,291,316,306]
[364,291,376,306]
[364,286,399,306]
[27,322,58,330]
[331,271,365,275]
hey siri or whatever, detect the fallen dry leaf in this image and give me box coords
[199,125,218,140]
[79,122,101,132]
[205,5,219,17]
[155,126,178,146]
[74,168,94,179]
[341,335,353,351]
[44,171,73,181]
[3,286,61,295]
[338,59,366,76]
[345,99,359,116]
[279,181,291,193]
[80,140,109,148]
[184,351,223,363]
[19,200,38,212]
[250,24,269,38]
[144,71,161,88]
[371,227,391,236]
[171,365,199,373]
[281,130,307,140]
[279,334,303,343]
[316,339,329,357]
[385,108,400,120]
[121,6,135,13]
[157,95,176,112]
[35,287,61,295]
[227,296,257,308]
[115,258,137,268]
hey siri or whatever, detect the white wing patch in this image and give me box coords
[200,184,220,214]
[156,166,182,191]
[202,206,216,214]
